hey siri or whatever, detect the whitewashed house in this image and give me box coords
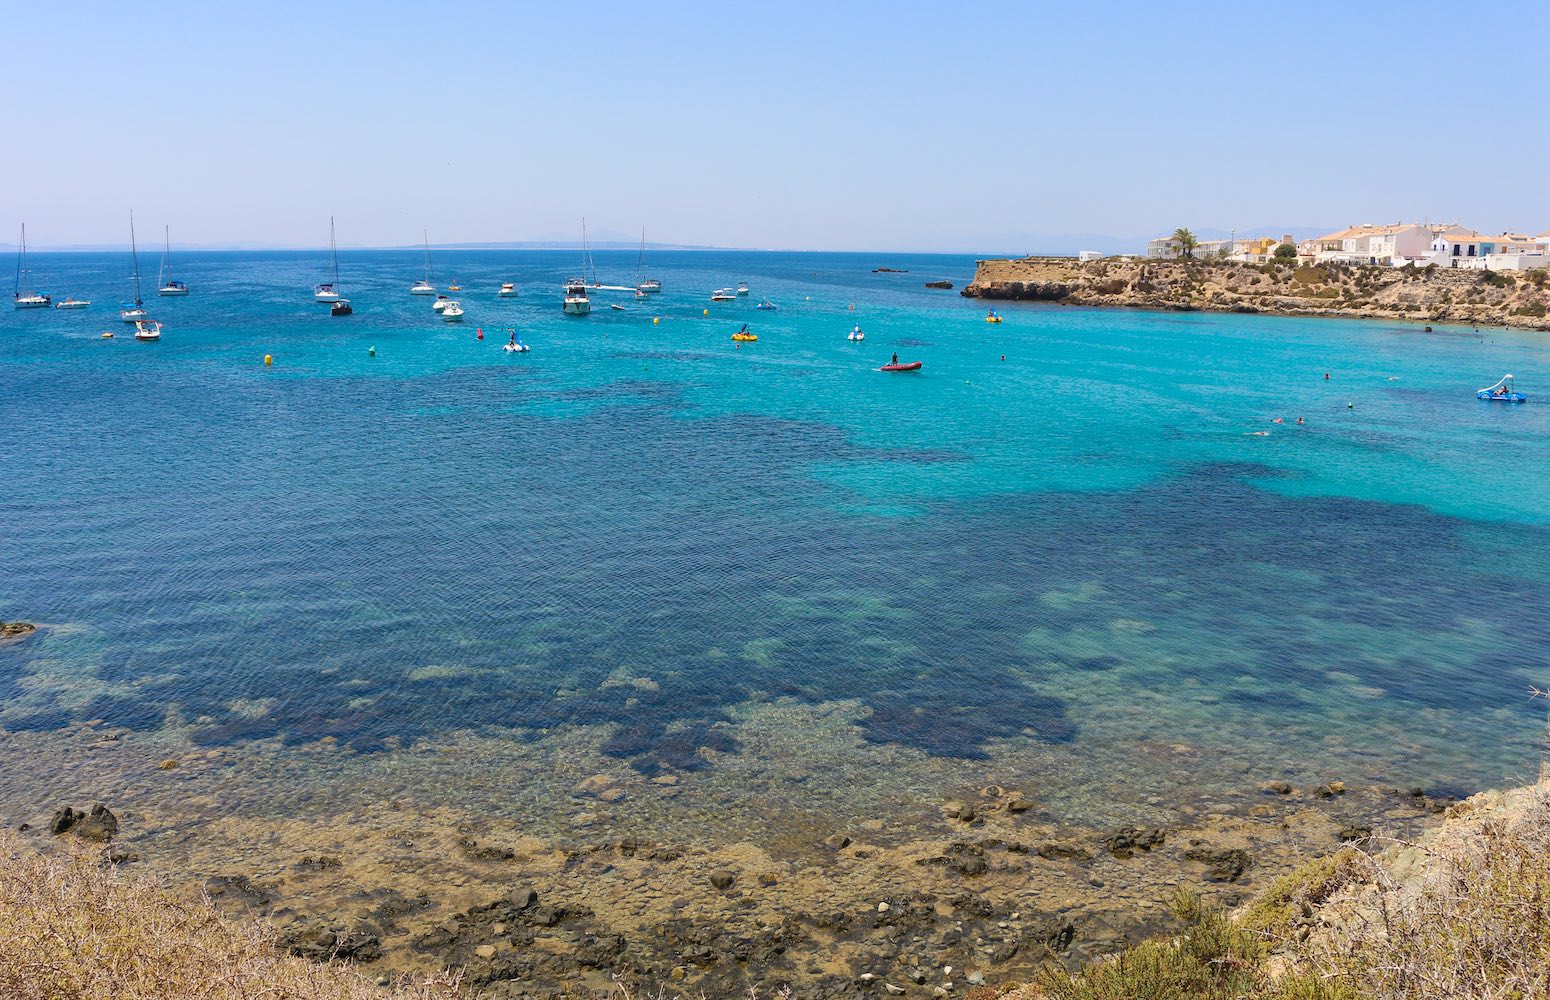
[1305,224,1435,265]
[1427,232,1549,270]
[1145,236,1233,259]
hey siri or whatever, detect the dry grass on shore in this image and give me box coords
[1026,773,1550,1000]
[0,831,460,1000]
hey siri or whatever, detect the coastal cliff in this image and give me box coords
[963,257,1550,331]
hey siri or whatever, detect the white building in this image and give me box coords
[1426,231,1548,268]
[1146,236,1233,259]
[1304,223,1436,265]
[1078,250,1105,262]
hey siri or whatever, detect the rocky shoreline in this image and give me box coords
[962,257,1550,332]
[19,772,1455,999]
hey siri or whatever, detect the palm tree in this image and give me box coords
[1172,228,1198,260]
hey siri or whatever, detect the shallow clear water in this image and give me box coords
[2,249,1548,832]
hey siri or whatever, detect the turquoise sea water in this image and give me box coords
[2,249,1548,829]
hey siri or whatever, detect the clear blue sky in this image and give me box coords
[7,1,1546,252]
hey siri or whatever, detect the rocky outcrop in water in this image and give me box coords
[0,621,37,641]
[962,257,1550,331]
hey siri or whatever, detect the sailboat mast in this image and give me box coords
[422,229,431,283]
[330,217,339,285]
[160,225,171,286]
[15,224,25,297]
[130,212,143,307]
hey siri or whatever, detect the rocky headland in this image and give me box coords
[962,257,1550,331]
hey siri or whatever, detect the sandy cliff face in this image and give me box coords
[964,257,1550,331]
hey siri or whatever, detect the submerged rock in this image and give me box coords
[1183,847,1251,883]
[1102,827,1166,859]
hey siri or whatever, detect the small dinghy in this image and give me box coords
[731,323,757,342]
[1478,374,1527,403]
[985,310,1003,323]
[880,353,920,372]
[610,303,626,311]
[848,324,864,342]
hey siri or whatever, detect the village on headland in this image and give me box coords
[1135,221,1550,270]
[965,221,1550,332]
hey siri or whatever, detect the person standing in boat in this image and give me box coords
[892,352,899,365]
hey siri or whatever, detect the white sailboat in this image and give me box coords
[13,224,51,308]
[563,219,593,315]
[314,218,342,302]
[120,213,149,323]
[410,230,436,294]
[635,228,661,294]
[157,226,189,295]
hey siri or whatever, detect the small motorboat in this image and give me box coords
[313,282,341,303]
[133,320,162,341]
[100,331,114,338]
[848,324,864,342]
[498,282,518,297]
[442,301,465,321]
[756,300,777,311]
[55,298,91,309]
[432,295,451,312]
[610,303,626,311]
[880,355,921,372]
[736,282,749,296]
[711,289,736,302]
[1477,374,1527,403]
[331,298,353,317]
[985,310,1003,323]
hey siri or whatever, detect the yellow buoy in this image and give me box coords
[653,316,660,325]
[702,308,708,317]
[263,354,272,366]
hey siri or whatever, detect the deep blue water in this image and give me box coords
[3,248,1548,820]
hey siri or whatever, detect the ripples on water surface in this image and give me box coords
[2,249,1548,833]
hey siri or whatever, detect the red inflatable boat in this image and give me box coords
[879,361,922,372]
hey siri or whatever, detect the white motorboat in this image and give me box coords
[157,226,190,295]
[410,230,436,294]
[121,213,149,322]
[498,282,518,297]
[848,324,864,342]
[432,295,451,312]
[133,319,162,341]
[13,224,51,308]
[736,282,749,296]
[55,298,91,309]
[441,301,465,321]
[711,289,735,302]
[563,278,591,315]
